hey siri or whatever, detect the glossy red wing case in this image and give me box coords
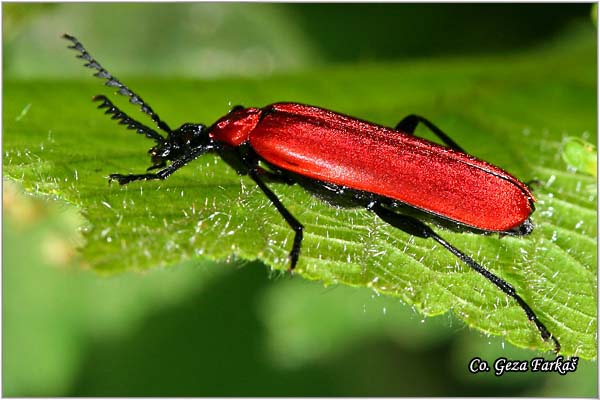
[247,103,534,232]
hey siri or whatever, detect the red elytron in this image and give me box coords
[64,33,559,353]
[211,103,535,233]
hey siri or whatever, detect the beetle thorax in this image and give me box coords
[209,107,262,147]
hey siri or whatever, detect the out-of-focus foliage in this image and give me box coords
[3,3,591,78]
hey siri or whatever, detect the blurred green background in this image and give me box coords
[3,3,597,396]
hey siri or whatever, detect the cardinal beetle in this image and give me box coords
[64,34,560,353]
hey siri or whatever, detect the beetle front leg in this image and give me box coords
[110,147,210,185]
[395,115,465,153]
[109,171,166,185]
[110,161,183,184]
[367,201,560,353]
[249,168,304,271]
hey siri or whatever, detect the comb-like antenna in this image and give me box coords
[93,95,164,143]
[63,33,172,134]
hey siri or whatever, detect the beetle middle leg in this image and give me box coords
[367,201,560,353]
[249,168,304,271]
[395,115,465,153]
[255,167,295,185]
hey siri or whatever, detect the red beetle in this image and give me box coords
[64,34,559,353]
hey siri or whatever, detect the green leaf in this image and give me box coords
[2,183,232,395]
[4,27,596,358]
[561,137,597,177]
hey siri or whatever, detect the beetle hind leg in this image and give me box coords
[395,114,465,153]
[368,202,560,353]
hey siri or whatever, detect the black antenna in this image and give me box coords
[63,33,172,134]
[93,95,164,143]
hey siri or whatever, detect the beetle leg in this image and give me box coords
[93,95,165,143]
[249,169,304,271]
[395,115,465,153]
[368,202,561,353]
[255,167,295,185]
[109,146,210,185]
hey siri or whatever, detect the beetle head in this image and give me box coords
[147,123,212,170]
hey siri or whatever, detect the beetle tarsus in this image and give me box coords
[109,173,160,185]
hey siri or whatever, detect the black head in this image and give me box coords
[147,123,212,170]
[512,218,534,236]
[65,33,218,183]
